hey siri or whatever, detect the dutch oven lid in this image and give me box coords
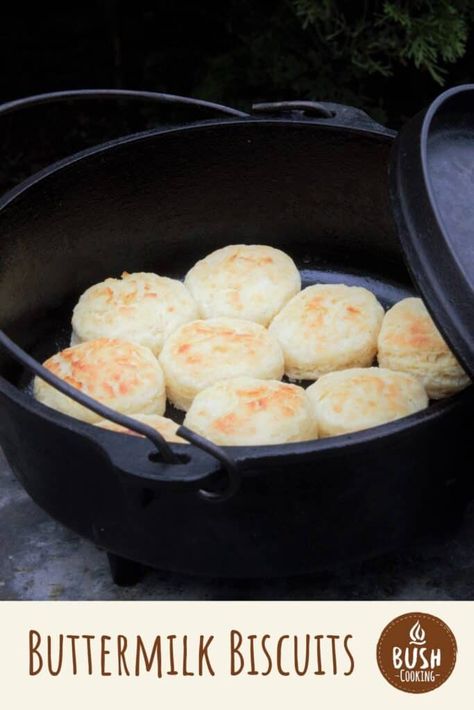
[390,84,474,378]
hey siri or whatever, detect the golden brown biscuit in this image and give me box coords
[71,272,199,355]
[184,377,317,445]
[95,413,186,443]
[377,297,470,398]
[306,367,428,437]
[34,338,166,423]
[184,244,301,325]
[269,283,384,380]
[159,317,284,411]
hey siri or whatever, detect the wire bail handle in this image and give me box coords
[0,89,244,501]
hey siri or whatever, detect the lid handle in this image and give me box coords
[252,100,335,118]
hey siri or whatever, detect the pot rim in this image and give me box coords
[0,374,471,467]
[0,115,393,212]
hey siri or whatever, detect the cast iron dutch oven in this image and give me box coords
[0,88,472,583]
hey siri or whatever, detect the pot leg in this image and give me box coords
[107,553,146,587]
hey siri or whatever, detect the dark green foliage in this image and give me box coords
[193,1,474,124]
[294,1,471,83]
[1,2,473,137]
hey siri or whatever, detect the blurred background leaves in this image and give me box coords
[0,1,473,189]
[194,0,474,123]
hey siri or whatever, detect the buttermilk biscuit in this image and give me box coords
[159,317,284,411]
[184,244,301,325]
[184,377,317,445]
[306,367,428,437]
[269,284,384,380]
[71,272,199,355]
[34,338,166,423]
[95,413,186,443]
[377,297,470,399]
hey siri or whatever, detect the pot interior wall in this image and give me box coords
[0,121,413,383]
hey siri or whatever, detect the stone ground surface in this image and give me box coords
[1,449,473,601]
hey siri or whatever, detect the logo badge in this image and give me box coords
[376,612,457,693]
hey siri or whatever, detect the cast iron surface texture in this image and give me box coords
[1,449,473,600]
[391,84,474,378]
[0,117,473,578]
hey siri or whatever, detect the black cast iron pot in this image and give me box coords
[0,90,472,584]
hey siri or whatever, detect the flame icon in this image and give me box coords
[409,620,426,646]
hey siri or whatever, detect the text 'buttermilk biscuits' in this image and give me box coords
[159,317,284,411]
[95,413,186,443]
[306,367,428,437]
[34,338,166,423]
[71,272,199,356]
[184,244,301,325]
[184,377,317,445]
[269,283,384,380]
[377,297,470,399]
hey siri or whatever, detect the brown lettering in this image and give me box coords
[47,635,63,676]
[327,635,340,675]
[67,635,79,675]
[344,634,355,676]
[167,635,178,676]
[182,636,194,676]
[276,635,290,676]
[199,635,215,676]
[135,636,162,677]
[82,635,94,675]
[314,635,325,675]
[294,635,311,676]
[230,630,244,675]
[248,635,258,675]
[261,634,273,677]
[117,635,130,676]
[101,635,111,676]
[29,630,43,676]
